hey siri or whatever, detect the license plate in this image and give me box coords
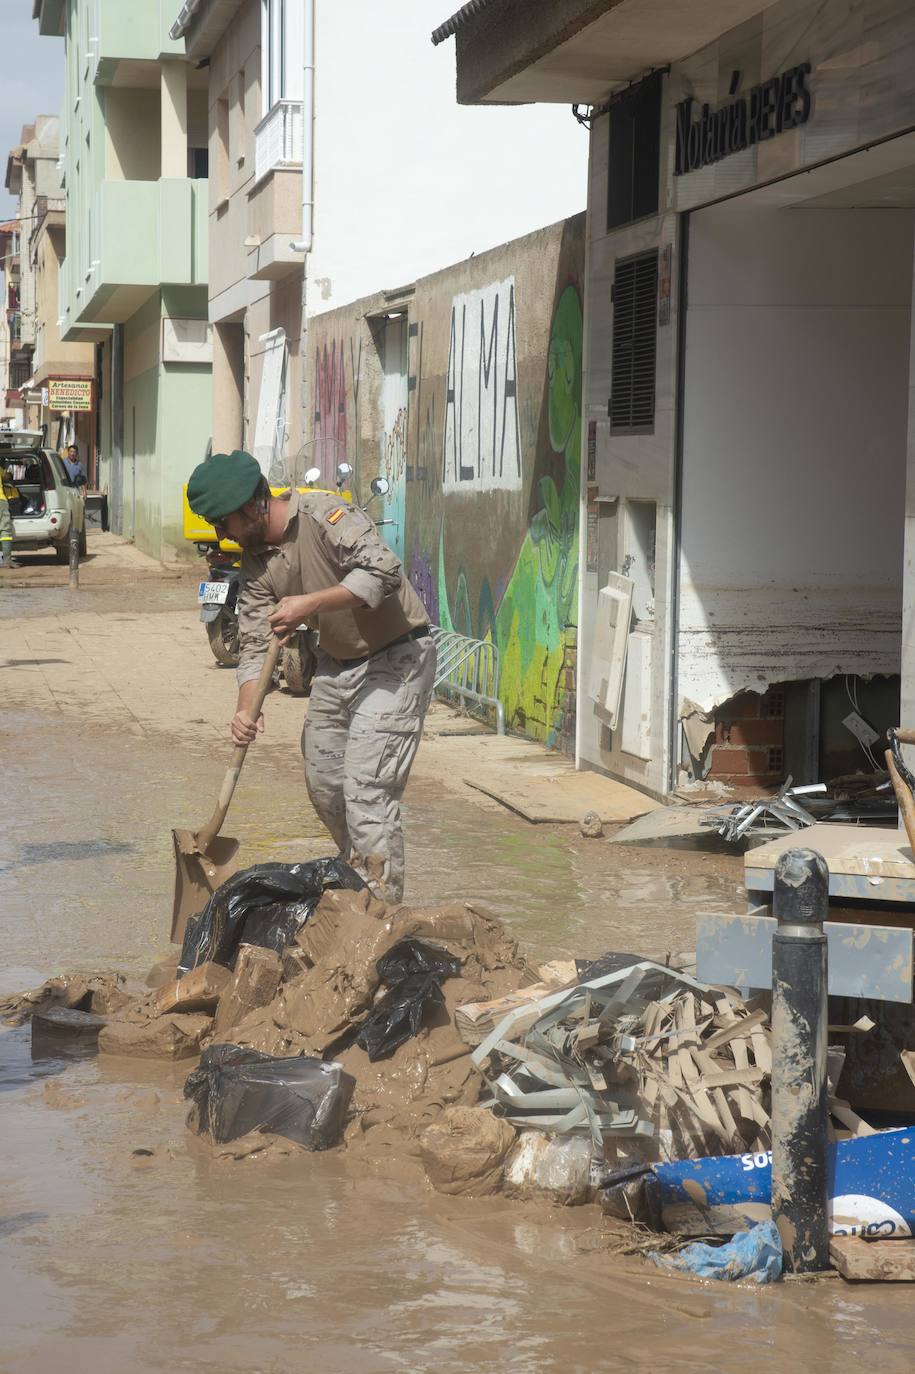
[198,581,230,605]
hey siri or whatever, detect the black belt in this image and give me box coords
[386,625,430,651]
[333,624,430,669]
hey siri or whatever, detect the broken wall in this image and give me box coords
[679,202,912,723]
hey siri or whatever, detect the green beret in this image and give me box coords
[187,450,263,522]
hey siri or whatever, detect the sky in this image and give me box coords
[0,2,588,305]
[0,9,64,222]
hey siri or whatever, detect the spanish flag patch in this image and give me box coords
[326,507,346,525]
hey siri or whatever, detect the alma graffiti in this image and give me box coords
[442,277,522,494]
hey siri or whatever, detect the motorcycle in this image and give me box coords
[185,464,390,692]
[197,544,242,667]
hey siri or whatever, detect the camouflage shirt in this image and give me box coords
[236,490,429,684]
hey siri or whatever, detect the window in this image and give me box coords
[261,0,304,112]
[607,71,662,231]
[610,249,658,435]
[188,146,209,178]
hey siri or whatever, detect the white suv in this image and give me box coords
[0,430,87,562]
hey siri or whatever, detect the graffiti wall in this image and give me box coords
[305,214,585,751]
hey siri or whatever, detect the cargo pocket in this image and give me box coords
[349,710,420,791]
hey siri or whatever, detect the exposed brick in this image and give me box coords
[709,754,782,785]
[715,718,784,748]
[720,691,762,720]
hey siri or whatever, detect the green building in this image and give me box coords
[36,0,211,562]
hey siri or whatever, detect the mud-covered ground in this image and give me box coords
[1,536,913,1372]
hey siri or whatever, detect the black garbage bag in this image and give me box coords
[376,938,462,985]
[356,938,462,1062]
[575,951,646,981]
[184,1044,355,1150]
[180,857,364,974]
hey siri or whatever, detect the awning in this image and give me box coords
[434,0,782,106]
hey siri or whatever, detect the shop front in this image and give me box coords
[578,0,915,795]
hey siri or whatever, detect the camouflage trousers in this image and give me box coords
[302,634,436,903]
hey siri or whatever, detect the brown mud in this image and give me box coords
[2,708,914,1371]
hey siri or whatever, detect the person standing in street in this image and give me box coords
[62,444,87,487]
[0,464,18,568]
[185,449,435,904]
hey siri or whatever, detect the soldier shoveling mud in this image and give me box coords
[186,450,434,903]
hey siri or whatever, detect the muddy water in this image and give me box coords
[2,708,914,1372]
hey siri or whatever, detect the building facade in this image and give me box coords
[5,115,98,467]
[439,0,915,796]
[305,214,585,748]
[35,0,212,561]
[0,218,28,421]
[170,0,587,493]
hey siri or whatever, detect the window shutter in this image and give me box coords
[610,250,658,435]
[607,71,662,231]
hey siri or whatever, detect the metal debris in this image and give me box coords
[470,961,773,1162]
[701,780,826,843]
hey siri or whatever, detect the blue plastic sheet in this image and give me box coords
[651,1220,783,1284]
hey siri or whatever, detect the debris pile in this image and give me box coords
[467,959,772,1164]
[5,855,913,1285]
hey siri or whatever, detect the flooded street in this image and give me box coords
[1,574,914,1372]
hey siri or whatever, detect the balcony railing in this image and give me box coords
[254,99,304,183]
[8,311,21,342]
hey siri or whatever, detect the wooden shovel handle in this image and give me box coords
[886,747,915,854]
[196,636,283,853]
[893,727,915,746]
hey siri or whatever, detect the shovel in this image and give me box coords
[170,637,283,944]
[886,726,915,855]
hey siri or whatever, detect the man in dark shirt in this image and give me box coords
[62,445,87,487]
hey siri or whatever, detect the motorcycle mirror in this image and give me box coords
[370,476,390,497]
[335,462,353,483]
[303,466,321,484]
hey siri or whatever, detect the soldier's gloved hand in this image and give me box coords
[230,709,264,745]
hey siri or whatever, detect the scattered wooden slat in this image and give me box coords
[831,1236,915,1282]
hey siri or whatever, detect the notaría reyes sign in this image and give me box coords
[674,64,811,177]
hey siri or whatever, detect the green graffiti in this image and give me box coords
[494,284,582,743]
[437,282,583,745]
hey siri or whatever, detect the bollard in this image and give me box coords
[770,847,830,1273]
[68,518,79,590]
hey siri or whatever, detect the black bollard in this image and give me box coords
[68,517,79,591]
[770,847,830,1273]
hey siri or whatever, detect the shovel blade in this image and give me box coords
[170,828,241,946]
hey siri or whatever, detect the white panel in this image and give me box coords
[161,317,213,365]
[441,277,522,494]
[253,328,287,476]
[620,626,653,760]
[282,0,305,100]
[588,573,634,729]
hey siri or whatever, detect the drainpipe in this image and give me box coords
[290,0,315,477]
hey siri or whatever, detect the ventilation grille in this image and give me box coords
[610,250,658,435]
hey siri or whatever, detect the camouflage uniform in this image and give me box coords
[236,489,434,902]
